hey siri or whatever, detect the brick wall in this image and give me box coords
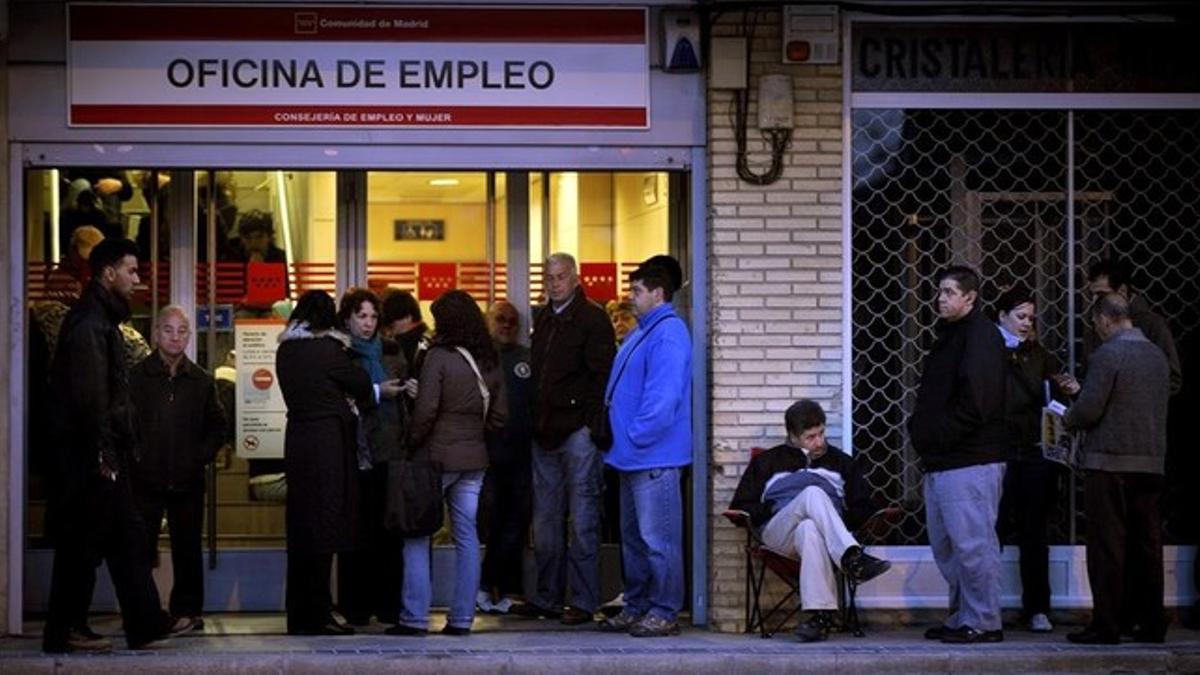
[706,10,846,633]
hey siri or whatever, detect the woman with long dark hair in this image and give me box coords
[388,290,507,636]
[275,290,378,635]
[335,288,407,625]
[994,286,1066,633]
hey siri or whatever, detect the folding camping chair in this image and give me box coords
[723,447,902,638]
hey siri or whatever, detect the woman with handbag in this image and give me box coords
[335,288,408,626]
[387,290,507,636]
[276,290,398,635]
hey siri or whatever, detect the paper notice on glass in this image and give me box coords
[234,318,287,459]
[1039,404,1077,467]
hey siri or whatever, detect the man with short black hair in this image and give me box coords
[1061,293,1170,645]
[43,238,171,653]
[908,265,1009,644]
[1085,259,1181,394]
[381,289,430,407]
[728,400,891,642]
[598,257,692,637]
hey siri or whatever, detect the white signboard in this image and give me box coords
[67,4,649,128]
[234,319,288,459]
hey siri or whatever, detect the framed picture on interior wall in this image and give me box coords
[394,219,445,241]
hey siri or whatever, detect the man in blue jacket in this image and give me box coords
[598,256,691,637]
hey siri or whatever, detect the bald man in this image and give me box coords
[130,306,227,634]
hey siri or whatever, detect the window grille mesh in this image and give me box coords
[850,109,1199,544]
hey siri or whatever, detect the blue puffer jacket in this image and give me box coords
[603,303,692,471]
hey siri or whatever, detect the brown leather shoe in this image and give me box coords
[559,606,594,625]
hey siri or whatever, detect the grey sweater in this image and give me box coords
[1065,328,1169,474]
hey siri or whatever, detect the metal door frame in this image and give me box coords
[7,145,709,630]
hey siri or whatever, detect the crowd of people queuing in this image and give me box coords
[37,231,1183,650]
[39,244,694,650]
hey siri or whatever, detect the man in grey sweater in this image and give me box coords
[1060,293,1170,645]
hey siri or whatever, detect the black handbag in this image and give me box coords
[384,454,443,537]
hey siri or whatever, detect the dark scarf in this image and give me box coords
[349,333,388,384]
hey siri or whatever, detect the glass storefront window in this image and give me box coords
[366,171,493,321]
[197,170,338,548]
[21,165,687,609]
[25,167,168,543]
[530,171,670,308]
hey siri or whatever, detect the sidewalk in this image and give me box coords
[3,614,1200,674]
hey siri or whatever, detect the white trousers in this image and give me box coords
[759,486,859,610]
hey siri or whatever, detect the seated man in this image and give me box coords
[728,399,891,642]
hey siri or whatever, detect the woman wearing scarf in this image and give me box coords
[276,291,395,635]
[994,286,1066,634]
[336,288,408,626]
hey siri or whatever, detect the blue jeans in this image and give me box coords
[925,462,1005,632]
[398,470,484,630]
[619,467,684,622]
[531,427,603,612]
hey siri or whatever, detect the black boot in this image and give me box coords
[795,610,835,643]
[841,546,892,585]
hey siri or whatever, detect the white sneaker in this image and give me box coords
[1028,613,1053,633]
[476,590,496,613]
[492,597,513,614]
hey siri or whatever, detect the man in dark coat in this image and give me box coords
[43,238,171,653]
[908,266,1008,644]
[1084,259,1181,395]
[130,305,226,634]
[512,253,615,625]
[478,300,534,612]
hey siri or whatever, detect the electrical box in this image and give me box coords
[709,37,748,89]
[757,74,794,130]
[661,10,702,72]
[782,5,840,64]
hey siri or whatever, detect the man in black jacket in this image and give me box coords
[512,253,616,625]
[729,400,891,642]
[130,305,227,634]
[908,266,1008,644]
[43,238,171,653]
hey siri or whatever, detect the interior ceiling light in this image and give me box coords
[428,178,460,186]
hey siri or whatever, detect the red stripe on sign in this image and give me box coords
[70,104,648,127]
[69,6,645,43]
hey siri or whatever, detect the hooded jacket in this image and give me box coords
[603,303,692,471]
[729,443,874,531]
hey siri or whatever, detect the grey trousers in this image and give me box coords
[924,462,1006,632]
